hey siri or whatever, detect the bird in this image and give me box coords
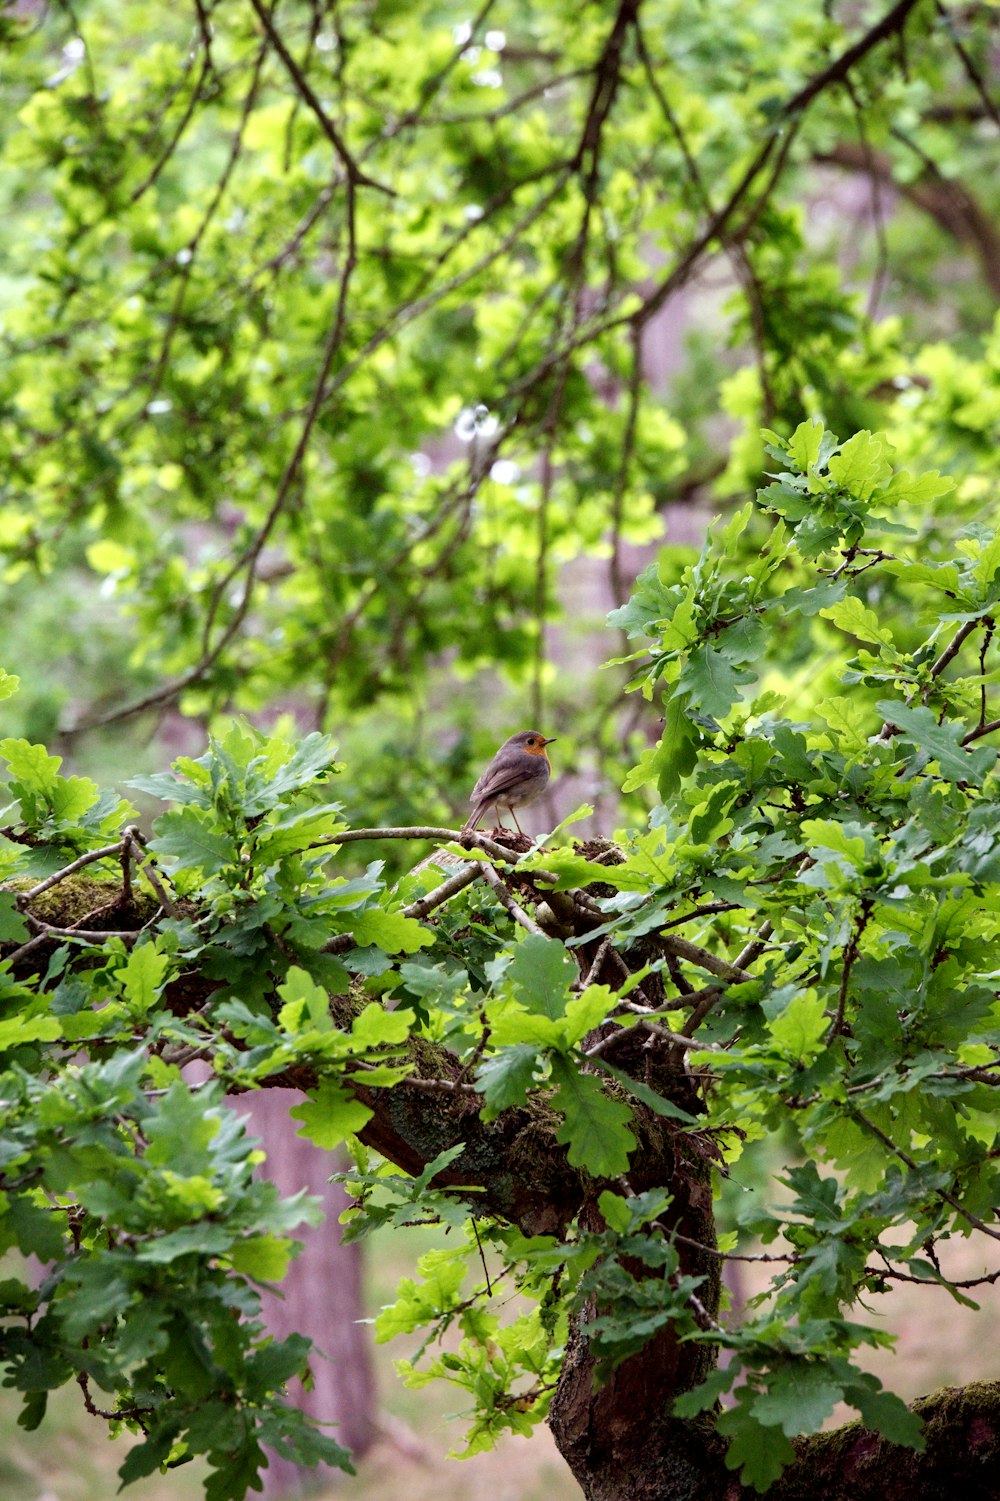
[464,730,556,836]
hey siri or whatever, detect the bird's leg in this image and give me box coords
[509,806,525,836]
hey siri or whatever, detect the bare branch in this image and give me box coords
[23,915,144,944]
[319,825,517,864]
[962,717,1000,746]
[934,0,1000,133]
[817,139,1000,296]
[18,841,126,904]
[660,933,753,983]
[403,863,482,920]
[480,862,549,939]
[124,827,180,918]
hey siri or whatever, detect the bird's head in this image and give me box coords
[508,731,557,757]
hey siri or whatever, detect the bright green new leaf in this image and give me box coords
[561,985,616,1045]
[766,991,828,1061]
[0,1013,62,1049]
[799,819,869,864]
[230,1234,297,1283]
[827,431,893,500]
[821,596,896,648]
[0,738,62,795]
[118,942,170,1014]
[277,967,334,1034]
[787,417,824,470]
[507,934,576,1021]
[290,1081,373,1148]
[351,1002,414,1047]
[550,1058,636,1177]
[148,806,237,875]
[350,908,436,953]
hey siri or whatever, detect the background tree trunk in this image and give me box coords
[241,1091,378,1497]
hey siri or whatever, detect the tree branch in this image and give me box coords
[816,139,1000,295]
[480,861,550,938]
[246,0,393,194]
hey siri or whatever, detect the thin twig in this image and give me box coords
[23,915,143,943]
[679,984,727,1037]
[128,37,213,204]
[671,1229,796,1264]
[827,897,873,1042]
[75,170,575,733]
[318,825,517,864]
[880,617,981,739]
[79,174,361,731]
[608,324,644,608]
[125,828,180,917]
[733,918,776,972]
[933,0,1000,132]
[852,1107,1000,1243]
[843,76,890,317]
[585,1019,718,1059]
[403,864,482,920]
[479,862,549,939]
[963,717,1000,746]
[4,932,53,966]
[978,618,994,731]
[660,933,753,983]
[18,841,126,904]
[929,616,980,678]
[580,938,612,990]
[393,1074,480,1096]
[374,0,500,142]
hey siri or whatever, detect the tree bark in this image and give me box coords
[548,1134,732,1501]
[771,1381,1000,1501]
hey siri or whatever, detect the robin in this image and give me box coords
[464,730,556,836]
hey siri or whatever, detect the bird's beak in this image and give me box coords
[543,737,557,744]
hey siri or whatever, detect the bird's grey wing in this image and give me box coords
[469,759,524,805]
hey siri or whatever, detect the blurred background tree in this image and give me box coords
[1,0,998,1495]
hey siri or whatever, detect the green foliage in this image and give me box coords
[0,725,408,1492]
[0,1049,351,1494]
[0,0,995,801]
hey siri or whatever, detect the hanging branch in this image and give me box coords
[933,0,1000,132]
[608,324,644,609]
[479,861,550,938]
[246,0,393,194]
